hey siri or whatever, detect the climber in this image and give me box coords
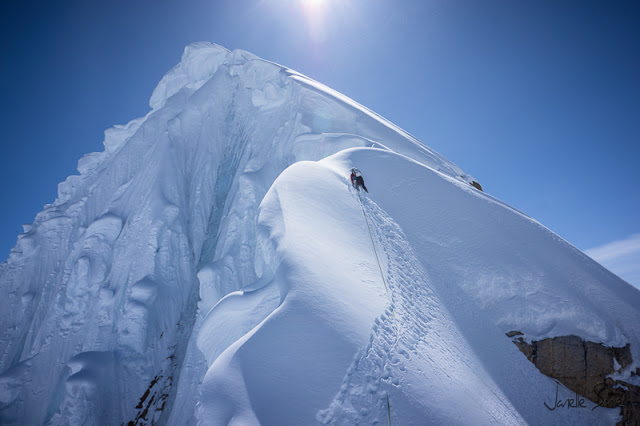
[350,167,369,193]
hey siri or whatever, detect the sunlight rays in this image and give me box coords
[300,0,330,43]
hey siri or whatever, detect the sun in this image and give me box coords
[298,0,330,42]
[301,0,326,5]
[300,0,328,13]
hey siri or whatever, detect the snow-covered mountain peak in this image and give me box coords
[1,42,638,425]
[149,42,230,110]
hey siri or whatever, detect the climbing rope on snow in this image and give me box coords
[354,185,397,424]
[357,190,395,318]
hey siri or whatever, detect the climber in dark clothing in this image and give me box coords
[350,167,368,193]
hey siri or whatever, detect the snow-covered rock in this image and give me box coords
[1,42,639,425]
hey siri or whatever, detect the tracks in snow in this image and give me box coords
[317,191,442,425]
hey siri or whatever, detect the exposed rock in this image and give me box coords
[513,338,535,363]
[470,181,483,191]
[536,335,587,382]
[613,346,634,371]
[507,332,639,425]
[617,381,640,425]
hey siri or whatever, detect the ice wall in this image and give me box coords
[0,42,472,424]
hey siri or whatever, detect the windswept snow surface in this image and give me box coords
[0,42,638,425]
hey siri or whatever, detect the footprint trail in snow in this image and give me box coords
[317,193,442,425]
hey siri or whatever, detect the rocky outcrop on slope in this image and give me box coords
[470,180,483,191]
[507,332,640,425]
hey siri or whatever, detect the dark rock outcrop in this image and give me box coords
[470,181,483,191]
[507,332,640,425]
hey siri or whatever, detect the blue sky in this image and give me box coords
[1,0,639,284]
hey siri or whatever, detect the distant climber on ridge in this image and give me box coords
[350,167,368,193]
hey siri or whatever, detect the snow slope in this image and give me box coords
[1,42,638,425]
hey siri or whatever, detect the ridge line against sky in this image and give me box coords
[1,0,639,285]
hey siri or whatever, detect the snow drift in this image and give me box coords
[1,42,638,425]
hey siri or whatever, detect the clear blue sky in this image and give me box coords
[1,0,639,261]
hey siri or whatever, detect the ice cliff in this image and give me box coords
[1,42,639,425]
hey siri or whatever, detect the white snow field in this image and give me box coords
[1,42,638,425]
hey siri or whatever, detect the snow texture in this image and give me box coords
[1,42,638,425]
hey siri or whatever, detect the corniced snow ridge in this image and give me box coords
[1,42,639,426]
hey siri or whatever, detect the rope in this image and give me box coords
[357,190,395,317]
[386,391,392,426]
[356,185,396,424]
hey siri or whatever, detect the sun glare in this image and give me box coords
[262,0,351,45]
[299,0,331,42]
[301,0,326,6]
[301,0,327,14]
